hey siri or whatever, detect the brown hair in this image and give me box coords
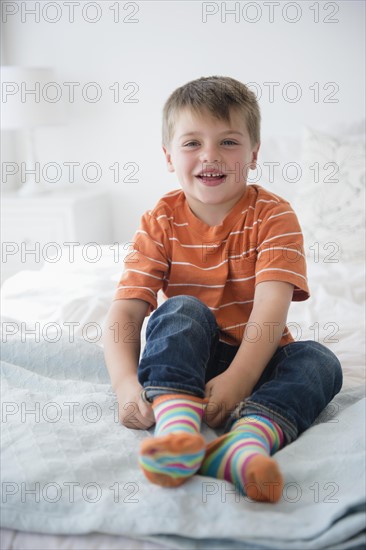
[162,76,261,149]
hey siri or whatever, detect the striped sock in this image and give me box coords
[198,414,285,502]
[139,393,207,487]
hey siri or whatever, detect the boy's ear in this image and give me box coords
[162,145,175,173]
[249,142,261,170]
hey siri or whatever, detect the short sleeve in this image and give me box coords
[113,211,171,314]
[255,199,310,301]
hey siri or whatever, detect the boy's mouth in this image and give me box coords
[196,172,227,186]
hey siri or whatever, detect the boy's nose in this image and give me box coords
[199,145,222,163]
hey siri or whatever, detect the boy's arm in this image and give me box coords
[103,298,155,428]
[227,280,294,389]
[103,298,149,391]
[205,280,294,427]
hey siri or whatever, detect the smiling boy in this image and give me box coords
[103,76,342,503]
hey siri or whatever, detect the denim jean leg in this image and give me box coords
[225,340,343,444]
[138,295,219,402]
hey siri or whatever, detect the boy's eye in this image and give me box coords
[183,141,199,147]
[183,140,238,147]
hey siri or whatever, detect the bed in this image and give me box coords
[1,124,365,549]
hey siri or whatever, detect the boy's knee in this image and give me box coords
[153,295,217,331]
[328,349,343,393]
[161,294,210,314]
[306,341,343,394]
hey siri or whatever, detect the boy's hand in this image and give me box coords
[204,370,252,428]
[115,378,155,430]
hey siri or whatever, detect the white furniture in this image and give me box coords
[1,66,63,196]
[0,187,112,284]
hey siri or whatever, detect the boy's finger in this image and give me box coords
[124,410,152,429]
[205,413,220,428]
[140,405,155,422]
[139,396,155,418]
[204,399,221,418]
[204,383,213,395]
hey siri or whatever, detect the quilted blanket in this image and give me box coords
[1,335,365,549]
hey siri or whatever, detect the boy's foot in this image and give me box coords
[198,414,284,502]
[139,393,208,487]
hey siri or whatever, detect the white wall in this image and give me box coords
[2,0,365,241]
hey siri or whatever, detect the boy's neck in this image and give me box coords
[193,207,229,227]
[185,190,247,227]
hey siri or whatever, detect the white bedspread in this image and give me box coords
[1,247,365,549]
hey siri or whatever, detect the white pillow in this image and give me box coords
[293,126,365,262]
[256,134,303,205]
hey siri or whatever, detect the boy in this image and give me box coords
[103,76,342,503]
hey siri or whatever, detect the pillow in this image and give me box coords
[292,126,365,262]
[255,134,303,205]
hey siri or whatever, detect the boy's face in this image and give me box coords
[162,107,260,222]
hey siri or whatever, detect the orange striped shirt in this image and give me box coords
[114,184,310,346]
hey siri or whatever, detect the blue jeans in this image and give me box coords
[138,295,343,444]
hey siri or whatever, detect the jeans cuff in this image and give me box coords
[224,398,298,444]
[141,385,204,403]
